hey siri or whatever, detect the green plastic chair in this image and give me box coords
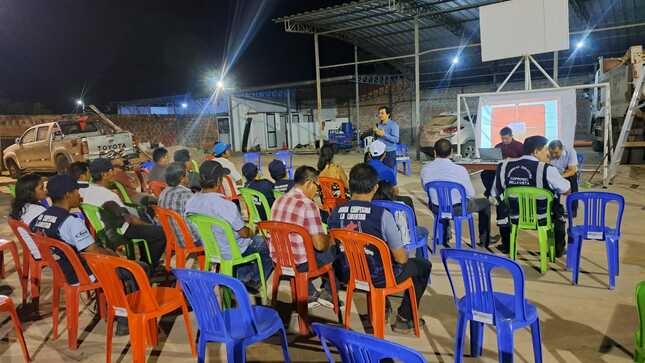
[238,187,272,231]
[187,213,267,302]
[80,203,153,265]
[112,181,134,204]
[636,281,645,363]
[191,160,200,173]
[8,184,15,197]
[504,186,555,273]
[273,190,284,200]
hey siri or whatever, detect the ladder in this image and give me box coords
[608,65,645,182]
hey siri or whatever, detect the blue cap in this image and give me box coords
[47,174,87,199]
[268,159,286,179]
[212,142,230,157]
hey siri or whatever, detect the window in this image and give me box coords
[304,114,313,123]
[36,126,49,141]
[266,113,277,148]
[291,114,299,123]
[58,120,99,135]
[21,128,37,144]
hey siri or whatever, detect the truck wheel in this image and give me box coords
[55,154,70,174]
[592,140,603,152]
[6,159,21,179]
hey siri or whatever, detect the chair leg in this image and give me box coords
[7,299,31,362]
[197,335,207,363]
[510,225,518,260]
[537,228,549,274]
[279,327,291,363]
[105,310,114,363]
[455,220,463,249]
[408,287,420,337]
[496,324,515,363]
[226,342,246,363]
[468,216,477,249]
[66,287,80,350]
[605,239,616,289]
[470,321,484,357]
[271,271,281,307]
[21,254,30,305]
[369,291,385,339]
[530,318,543,363]
[145,318,158,347]
[614,238,620,276]
[327,270,341,323]
[454,314,467,363]
[571,237,583,285]
[51,285,61,340]
[294,275,309,335]
[566,235,575,270]
[254,255,268,303]
[130,317,147,363]
[8,243,24,292]
[343,284,354,330]
[431,220,439,254]
[164,241,174,271]
[181,303,197,357]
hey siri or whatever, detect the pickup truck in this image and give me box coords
[2,117,137,177]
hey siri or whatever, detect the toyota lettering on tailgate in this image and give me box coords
[97,143,127,152]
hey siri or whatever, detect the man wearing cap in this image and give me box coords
[268,159,294,194]
[159,162,201,246]
[81,158,167,270]
[185,160,273,293]
[212,142,243,186]
[242,162,275,220]
[173,148,200,190]
[373,106,400,170]
[367,140,398,192]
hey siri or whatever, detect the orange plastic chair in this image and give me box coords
[0,295,30,362]
[153,206,205,271]
[329,229,420,339]
[133,167,149,193]
[31,233,106,350]
[216,175,239,202]
[319,177,349,212]
[8,218,48,308]
[0,239,23,283]
[82,253,196,363]
[148,181,167,198]
[258,221,340,335]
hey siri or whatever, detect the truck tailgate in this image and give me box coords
[85,132,136,160]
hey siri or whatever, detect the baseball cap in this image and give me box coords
[173,149,191,163]
[47,174,87,199]
[242,162,258,181]
[212,142,230,157]
[199,160,229,185]
[369,140,386,157]
[268,159,286,179]
[88,158,113,175]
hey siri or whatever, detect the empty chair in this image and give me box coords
[372,200,429,259]
[635,281,645,363]
[0,295,30,362]
[173,269,290,363]
[151,206,205,271]
[441,248,542,363]
[244,152,262,174]
[312,323,426,363]
[396,144,411,176]
[8,218,47,308]
[566,191,625,289]
[424,181,477,253]
[275,150,294,179]
[319,177,349,212]
[148,181,167,197]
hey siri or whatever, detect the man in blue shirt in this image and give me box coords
[373,106,400,170]
[367,140,397,189]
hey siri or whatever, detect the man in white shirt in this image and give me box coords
[420,139,492,247]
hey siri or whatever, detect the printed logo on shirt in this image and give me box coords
[33,214,58,229]
[508,165,532,186]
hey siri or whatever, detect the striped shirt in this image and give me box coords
[158,185,201,247]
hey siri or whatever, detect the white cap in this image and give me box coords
[369,140,386,157]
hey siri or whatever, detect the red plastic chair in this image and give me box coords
[258,221,340,335]
[329,229,420,339]
[215,175,239,202]
[148,181,167,198]
[153,206,205,271]
[31,233,106,350]
[0,239,23,283]
[8,218,48,308]
[0,295,30,362]
[133,167,149,193]
[319,177,349,212]
[82,253,197,363]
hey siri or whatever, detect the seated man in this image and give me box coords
[421,138,493,247]
[81,158,167,271]
[493,135,570,256]
[148,147,170,183]
[69,161,90,185]
[271,165,336,308]
[158,162,201,246]
[269,159,294,194]
[173,149,201,190]
[242,162,275,220]
[328,163,431,334]
[185,160,273,293]
[548,139,579,217]
[481,127,524,197]
[367,140,398,194]
[212,142,243,186]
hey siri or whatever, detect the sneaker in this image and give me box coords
[391,315,426,334]
[308,294,321,308]
[316,290,343,309]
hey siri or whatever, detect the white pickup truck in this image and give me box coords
[2,116,137,177]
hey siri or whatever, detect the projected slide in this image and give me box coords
[479,100,559,147]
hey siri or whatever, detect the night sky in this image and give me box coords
[0,0,352,113]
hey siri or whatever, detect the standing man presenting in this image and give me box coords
[373,106,400,170]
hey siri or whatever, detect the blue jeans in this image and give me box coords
[236,236,274,285]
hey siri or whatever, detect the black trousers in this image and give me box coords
[123,224,166,269]
[393,258,431,321]
[383,150,397,170]
[499,202,567,257]
[567,175,579,218]
[481,171,496,198]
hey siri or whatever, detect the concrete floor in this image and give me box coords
[0,148,642,362]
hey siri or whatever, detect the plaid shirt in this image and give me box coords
[158,185,200,247]
[270,187,325,264]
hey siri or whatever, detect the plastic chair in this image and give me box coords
[82,253,196,363]
[440,248,542,363]
[372,200,429,259]
[191,160,200,173]
[396,144,411,176]
[319,177,349,212]
[187,213,268,302]
[215,175,239,202]
[424,181,477,253]
[275,150,294,179]
[153,206,205,271]
[80,203,153,265]
[329,229,419,339]
[312,322,426,363]
[0,295,30,362]
[576,153,584,185]
[133,167,148,193]
[8,218,47,307]
[172,269,290,363]
[636,281,645,363]
[504,187,555,274]
[0,239,22,284]
[32,233,105,350]
[258,221,340,335]
[273,190,284,200]
[244,152,262,174]
[8,183,16,197]
[148,181,167,197]
[238,187,272,230]
[112,181,134,204]
[566,191,625,289]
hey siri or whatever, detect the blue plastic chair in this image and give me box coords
[396,144,411,176]
[275,150,294,179]
[172,269,290,363]
[372,200,429,259]
[312,323,427,363]
[244,152,262,175]
[424,181,477,253]
[441,248,542,363]
[576,153,584,185]
[566,191,625,289]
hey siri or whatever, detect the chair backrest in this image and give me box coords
[191,160,200,173]
[8,217,41,260]
[637,281,645,349]
[440,248,530,324]
[112,181,133,204]
[238,187,271,226]
[372,200,418,247]
[275,150,293,169]
[32,232,94,286]
[257,221,319,272]
[396,144,409,157]
[133,167,148,193]
[329,229,397,290]
[504,187,554,229]
[215,175,238,201]
[187,213,242,262]
[82,253,159,316]
[319,177,348,211]
[424,181,469,218]
[8,184,15,197]
[80,203,105,232]
[243,152,261,169]
[153,206,200,250]
[566,191,625,236]
[173,269,258,340]
[149,181,168,197]
[312,323,427,363]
